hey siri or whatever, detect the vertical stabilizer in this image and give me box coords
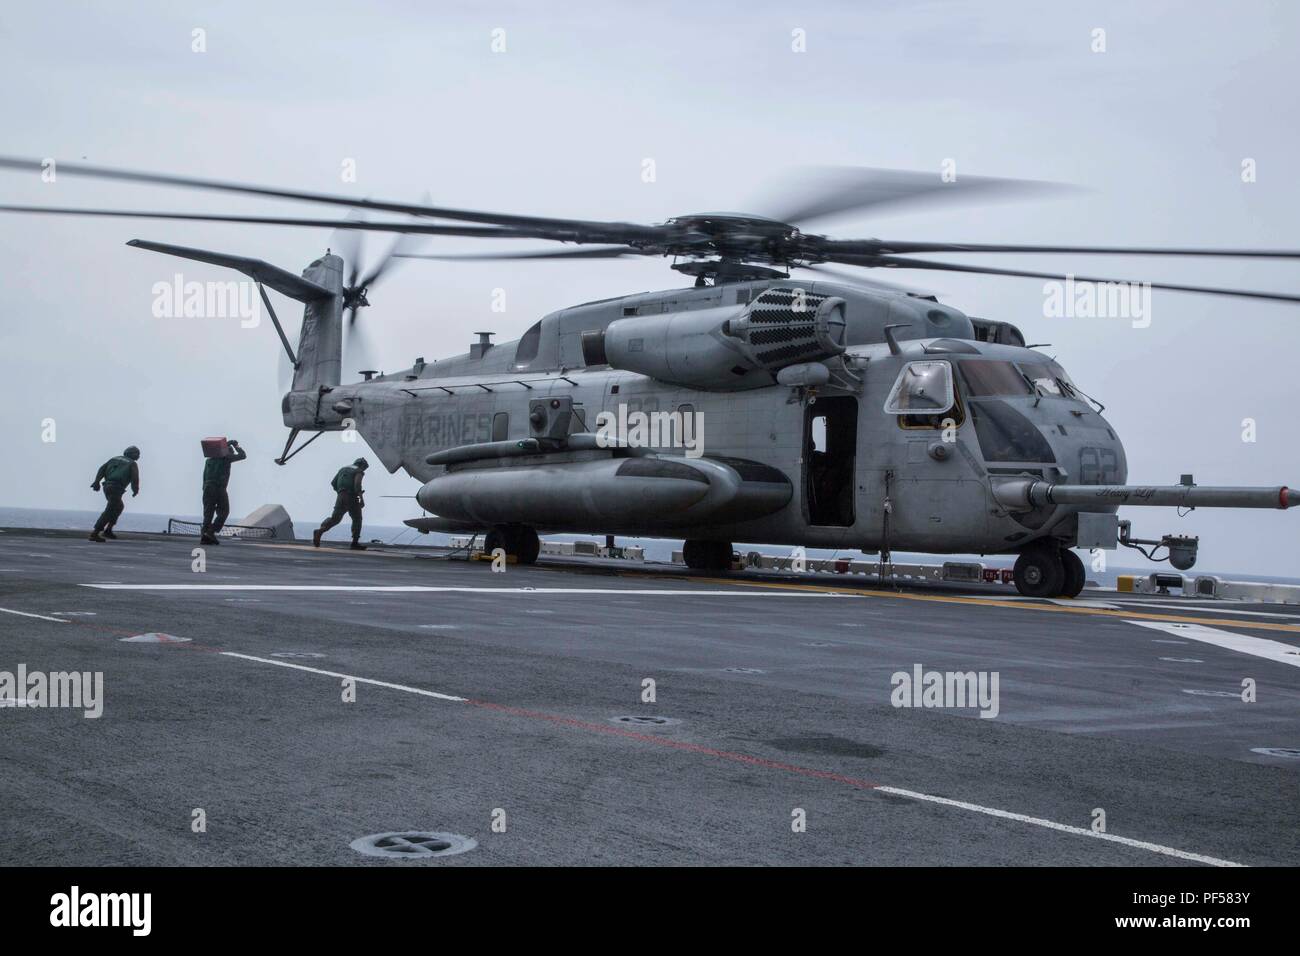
[292,253,345,390]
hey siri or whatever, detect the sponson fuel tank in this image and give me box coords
[416,452,792,532]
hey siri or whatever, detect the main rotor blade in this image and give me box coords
[0,203,542,238]
[794,262,936,297]
[357,232,431,289]
[0,155,664,243]
[355,189,442,291]
[396,246,649,261]
[823,238,1300,259]
[849,254,1300,304]
[759,166,1069,227]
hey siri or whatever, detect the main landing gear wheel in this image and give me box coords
[682,539,734,572]
[1012,543,1064,598]
[484,524,540,565]
[1059,548,1086,598]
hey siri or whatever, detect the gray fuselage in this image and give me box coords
[284,276,1125,556]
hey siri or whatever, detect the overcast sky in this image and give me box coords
[2,0,1298,575]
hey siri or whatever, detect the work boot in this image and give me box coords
[200,532,217,545]
[102,529,118,540]
[312,529,323,548]
[88,531,105,542]
[350,540,367,551]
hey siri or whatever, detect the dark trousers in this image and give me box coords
[94,484,125,533]
[319,491,363,540]
[202,484,230,535]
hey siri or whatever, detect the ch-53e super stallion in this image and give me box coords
[3,157,1297,597]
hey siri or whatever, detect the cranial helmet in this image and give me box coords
[354,457,370,470]
[123,446,141,461]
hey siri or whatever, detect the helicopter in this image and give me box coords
[2,156,1297,598]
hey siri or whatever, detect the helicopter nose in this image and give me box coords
[1049,424,1127,487]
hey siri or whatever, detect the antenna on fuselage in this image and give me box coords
[883,324,910,356]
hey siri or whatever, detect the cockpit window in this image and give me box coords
[884,361,954,414]
[1046,360,1082,398]
[969,400,1056,463]
[1018,364,1062,396]
[958,360,1032,397]
[1017,361,1084,399]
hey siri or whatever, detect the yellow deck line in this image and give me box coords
[634,573,1300,636]
[246,541,1300,636]
[248,542,390,555]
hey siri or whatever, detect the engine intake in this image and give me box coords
[724,287,847,368]
[588,288,847,390]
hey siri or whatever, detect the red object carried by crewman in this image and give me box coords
[201,437,230,459]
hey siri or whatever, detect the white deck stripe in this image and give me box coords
[1127,620,1300,667]
[222,648,1245,866]
[84,584,835,596]
[219,652,467,701]
[874,787,1242,867]
[0,607,68,623]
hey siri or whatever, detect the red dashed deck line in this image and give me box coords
[467,698,881,790]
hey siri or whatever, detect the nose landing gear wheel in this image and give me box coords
[1013,543,1065,597]
[1059,548,1086,598]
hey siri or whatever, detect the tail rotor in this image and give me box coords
[332,209,422,379]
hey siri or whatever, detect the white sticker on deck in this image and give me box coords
[120,633,192,644]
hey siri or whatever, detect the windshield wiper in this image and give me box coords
[1016,369,1043,406]
[1067,382,1105,413]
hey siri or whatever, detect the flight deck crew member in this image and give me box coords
[200,439,247,545]
[89,446,141,542]
[313,457,369,550]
